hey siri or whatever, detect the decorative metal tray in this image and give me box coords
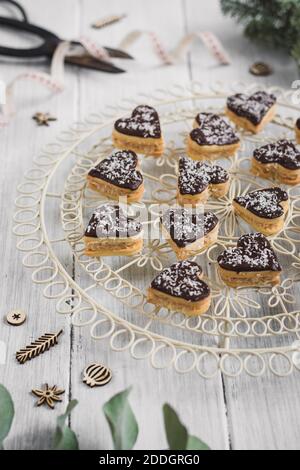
[14,81,300,378]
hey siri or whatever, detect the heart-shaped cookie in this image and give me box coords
[161,207,219,257]
[217,233,281,287]
[234,187,289,235]
[113,105,164,156]
[252,140,300,185]
[87,150,144,202]
[226,91,276,133]
[84,204,143,257]
[177,156,229,205]
[192,112,240,146]
[114,105,161,138]
[150,260,210,301]
[187,113,240,159]
[295,118,300,144]
[85,204,142,239]
[253,140,300,170]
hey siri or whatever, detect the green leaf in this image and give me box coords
[163,404,210,450]
[186,435,210,450]
[0,384,14,450]
[163,404,188,450]
[52,400,79,450]
[103,387,138,450]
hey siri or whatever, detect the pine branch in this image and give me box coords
[16,330,63,364]
[221,0,300,67]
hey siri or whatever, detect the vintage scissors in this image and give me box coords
[0,0,133,73]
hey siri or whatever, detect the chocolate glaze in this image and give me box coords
[296,118,300,130]
[227,91,276,125]
[85,204,142,239]
[88,150,143,190]
[217,232,281,273]
[178,156,229,195]
[234,187,288,219]
[253,140,300,170]
[114,105,161,138]
[151,260,210,302]
[191,112,239,146]
[161,207,218,248]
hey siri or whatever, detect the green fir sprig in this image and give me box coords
[221,0,300,68]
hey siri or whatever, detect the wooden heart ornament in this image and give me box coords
[112,105,164,156]
[187,112,240,160]
[147,260,211,316]
[233,187,289,236]
[217,232,281,287]
[87,150,144,202]
[177,155,229,205]
[226,91,276,133]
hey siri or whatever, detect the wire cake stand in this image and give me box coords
[14,81,300,378]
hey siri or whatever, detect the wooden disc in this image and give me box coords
[249,62,273,77]
[6,309,27,326]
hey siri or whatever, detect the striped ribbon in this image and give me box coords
[0,30,230,127]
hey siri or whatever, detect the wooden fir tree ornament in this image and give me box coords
[16,330,63,364]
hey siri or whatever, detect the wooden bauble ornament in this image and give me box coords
[82,363,112,387]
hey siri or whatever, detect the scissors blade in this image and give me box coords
[103,47,134,60]
[65,54,126,73]
[69,42,133,60]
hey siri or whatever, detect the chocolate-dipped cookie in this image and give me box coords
[252,139,300,185]
[161,207,219,259]
[147,260,211,316]
[233,187,289,236]
[217,232,281,287]
[112,105,164,156]
[187,112,240,160]
[226,91,276,134]
[295,118,300,144]
[84,203,143,257]
[87,150,144,203]
[177,156,229,206]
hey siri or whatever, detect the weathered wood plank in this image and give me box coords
[185,0,300,451]
[0,0,79,450]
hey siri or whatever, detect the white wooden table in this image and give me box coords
[1,0,300,451]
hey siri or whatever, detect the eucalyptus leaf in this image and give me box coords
[163,404,188,450]
[103,387,138,450]
[0,384,14,450]
[163,403,210,450]
[52,400,79,450]
[186,435,210,450]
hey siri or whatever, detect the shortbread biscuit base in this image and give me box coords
[147,287,211,316]
[295,125,300,144]
[162,223,219,260]
[225,105,276,134]
[251,158,300,185]
[87,175,144,203]
[218,266,281,288]
[176,180,229,206]
[186,135,240,160]
[112,130,164,156]
[83,235,143,257]
[233,199,289,236]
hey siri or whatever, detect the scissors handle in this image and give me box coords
[0,17,60,57]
